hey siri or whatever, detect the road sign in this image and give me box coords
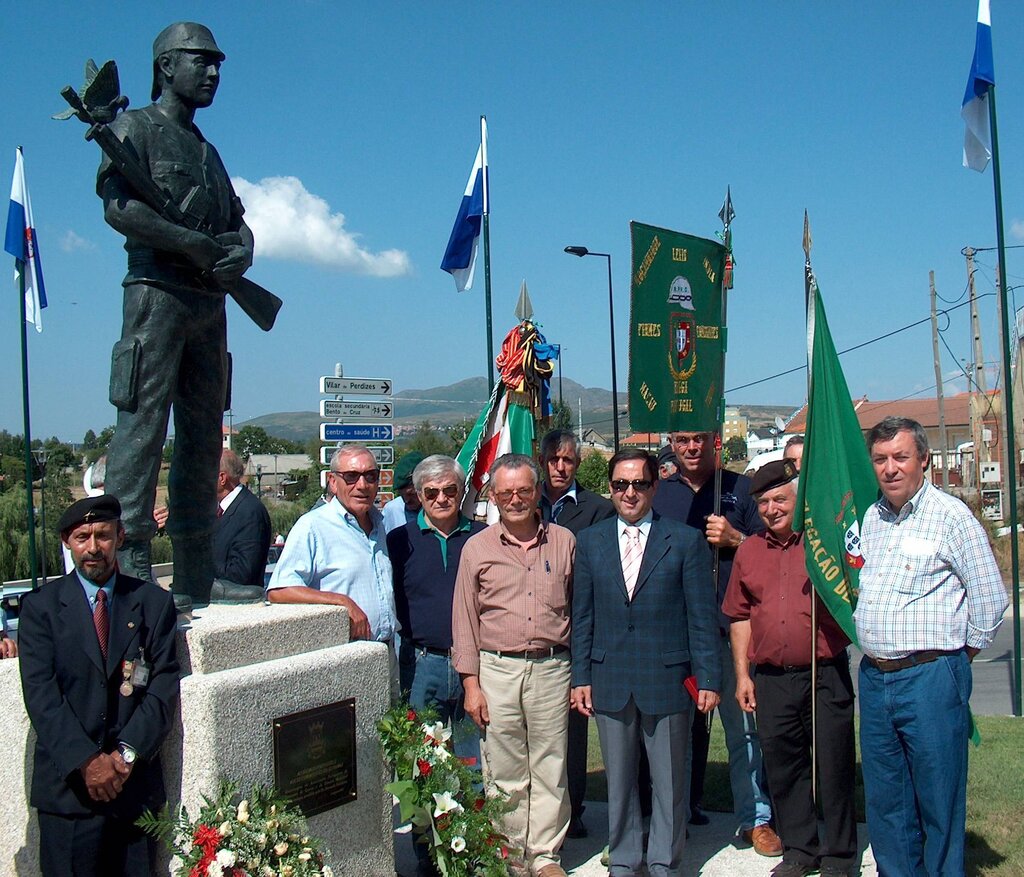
[319,376,392,396]
[319,445,395,466]
[320,423,394,442]
[375,492,395,507]
[319,399,393,419]
[379,469,394,487]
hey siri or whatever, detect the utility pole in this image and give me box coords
[966,247,988,493]
[930,271,950,489]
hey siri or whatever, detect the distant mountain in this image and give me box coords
[237,379,795,445]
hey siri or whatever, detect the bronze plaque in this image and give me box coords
[273,699,357,816]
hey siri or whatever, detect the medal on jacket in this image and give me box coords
[120,661,134,697]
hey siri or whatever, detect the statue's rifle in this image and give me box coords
[58,83,282,332]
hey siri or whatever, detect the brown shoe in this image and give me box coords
[743,824,783,857]
[536,865,568,877]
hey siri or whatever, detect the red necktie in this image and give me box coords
[94,589,109,660]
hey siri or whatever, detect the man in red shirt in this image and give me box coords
[722,460,858,877]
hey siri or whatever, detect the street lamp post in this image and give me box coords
[32,448,50,585]
[554,344,565,406]
[255,463,264,497]
[564,246,620,450]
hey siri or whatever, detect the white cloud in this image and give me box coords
[232,175,411,277]
[59,230,94,252]
[1011,219,1024,242]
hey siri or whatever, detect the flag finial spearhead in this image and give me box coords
[802,210,812,260]
[514,279,534,322]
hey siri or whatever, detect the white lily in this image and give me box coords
[432,790,463,817]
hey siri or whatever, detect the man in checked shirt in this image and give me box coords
[452,453,575,877]
[855,416,1008,877]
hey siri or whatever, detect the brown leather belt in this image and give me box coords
[485,646,569,660]
[864,649,961,673]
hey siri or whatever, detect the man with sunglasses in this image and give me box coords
[387,455,484,877]
[267,445,395,645]
[452,454,576,877]
[652,431,778,856]
[538,429,615,839]
[572,448,720,877]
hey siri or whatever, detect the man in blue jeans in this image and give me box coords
[652,431,780,856]
[856,417,1007,876]
[387,454,484,877]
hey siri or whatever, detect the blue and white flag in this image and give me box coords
[5,148,47,332]
[440,118,488,292]
[962,0,994,172]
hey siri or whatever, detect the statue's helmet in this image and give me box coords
[151,22,225,101]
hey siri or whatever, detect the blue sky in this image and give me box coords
[3,2,1022,441]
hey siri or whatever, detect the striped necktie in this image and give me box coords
[622,526,643,600]
[94,589,109,660]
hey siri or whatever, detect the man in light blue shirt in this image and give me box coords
[267,445,396,643]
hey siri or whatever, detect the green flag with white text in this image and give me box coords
[794,278,878,645]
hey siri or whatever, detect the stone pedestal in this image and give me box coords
[0,603,394,876]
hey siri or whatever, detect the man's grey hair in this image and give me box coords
[539,429,581,461]
[330,444,376,470]
[413,455,466,493]
[866,416,930,459]
[489,453,541,486]
[220,448,245,483]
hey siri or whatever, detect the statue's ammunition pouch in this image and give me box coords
[109,335,141,411]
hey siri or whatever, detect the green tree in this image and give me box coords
[575,450,610,494]
[235,425,277,459]
[405,421,455,457]
[723,436,748,462]
[82,429,98,451]
[550,400,574,432]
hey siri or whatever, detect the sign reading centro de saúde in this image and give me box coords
[320,423,394,443]
[628,222,726,433]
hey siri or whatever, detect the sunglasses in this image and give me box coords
[492,487,537,503]
[610,479,654,493]
[331,469,380,485]
[423,484,459,501]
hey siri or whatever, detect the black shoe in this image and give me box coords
[819,867,857,877]
[688,806,710,826]
[566,815,588,838]
[770,861,814,877]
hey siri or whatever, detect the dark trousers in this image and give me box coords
[38,811,153,877]
[755,659,858,871]
[567,707,589,819]
[689,707,710,811]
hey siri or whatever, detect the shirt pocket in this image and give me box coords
[540,573,570,613]
[894,536,941,594]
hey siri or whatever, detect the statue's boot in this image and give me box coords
[210,578,265,604]
[117,539,154,583]
[171,534,214,608]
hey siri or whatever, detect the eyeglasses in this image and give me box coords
[671,434,708,446]
[492,487,537,503]
[610,479,654,493]
[423,484,459,501]
[331,469,380,485]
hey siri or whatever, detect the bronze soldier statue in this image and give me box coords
[95,23,254,608]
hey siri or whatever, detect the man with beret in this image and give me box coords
[723,460,857,877]
[18,496,180,876]
[383,451,426,534]
[98,23,253,606]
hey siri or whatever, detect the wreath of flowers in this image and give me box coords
[377,703,514,876]
[137,781,332,877]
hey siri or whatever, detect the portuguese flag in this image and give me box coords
[794,277,878,645]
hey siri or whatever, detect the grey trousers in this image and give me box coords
[596,698,693,877]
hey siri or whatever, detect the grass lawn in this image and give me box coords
[584,715,1024,876]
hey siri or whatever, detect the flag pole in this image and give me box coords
[803,211,818,799]
[481,115,494,393]
[17,248,39,590]
[986,85,1022,716]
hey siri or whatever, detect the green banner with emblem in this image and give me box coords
[628,222,726,432]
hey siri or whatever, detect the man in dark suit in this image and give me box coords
[538,429,614,838]
[212,448,272,600]
[19,495,180,876]
[572,449,721,877]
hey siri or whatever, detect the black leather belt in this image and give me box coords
[484,646,569,660]
[864,649,961,673]
[418,645,451,657]
[757,654,846,674]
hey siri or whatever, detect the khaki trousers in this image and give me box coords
[479,650,571,874]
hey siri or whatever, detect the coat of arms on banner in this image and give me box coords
[668,312,697,380]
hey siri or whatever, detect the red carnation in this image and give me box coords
[193,824,220,851]
[407,709,417,721]
[474,798,485,811]
[417,758,432,777]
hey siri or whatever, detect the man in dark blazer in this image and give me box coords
[213,448,272,599]
[572,449,721,877]
[19,495,180,877]
[538,429,615,838]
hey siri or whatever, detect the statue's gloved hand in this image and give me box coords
[211,231,253,283]
[183,231,228,272]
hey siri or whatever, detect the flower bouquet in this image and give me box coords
[137,781,332,877]
[378,703,513,877]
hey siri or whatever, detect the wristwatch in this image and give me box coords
[117,743,138,766]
